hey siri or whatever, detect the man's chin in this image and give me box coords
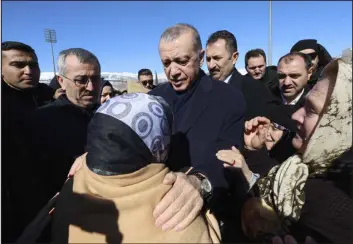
[20,82,39,90]
[171,83,188,92]
[253,75,263,80]
[210,74,220,80]
[80,98,98,108]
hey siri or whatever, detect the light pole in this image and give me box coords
[268,1,273,66]
[44,29,57,76]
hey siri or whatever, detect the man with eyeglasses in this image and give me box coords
[290,39,332,89]
[21,48,102,237]
[138,68,156,90]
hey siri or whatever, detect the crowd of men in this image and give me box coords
[2,22,351,244]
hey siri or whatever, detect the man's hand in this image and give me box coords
[244,116,271,150]
[153,172,203,232]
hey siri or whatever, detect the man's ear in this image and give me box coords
[308,66,314,80]
[57,75,66,89]
[199,49,205,67]
[232,51,239,65]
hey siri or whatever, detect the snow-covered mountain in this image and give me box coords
[40,68,247,91]
[40,68,247,83]
[40,71,168,83]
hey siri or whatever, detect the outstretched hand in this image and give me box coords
[216,146,253,182]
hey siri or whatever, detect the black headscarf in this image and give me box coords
[290,39,332,68]
[291,39,333,87]
[86,93,173,176]
[100,78,114,94]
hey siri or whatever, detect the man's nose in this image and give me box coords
[86,80,97,91]
[170,64,181,77]
[283,76,292,86]
[23,65,32,74]
[209,60,216,70]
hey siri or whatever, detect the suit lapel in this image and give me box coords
[178,72,212,134]
[228,68,243,90]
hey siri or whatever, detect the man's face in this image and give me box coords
[139,74,154,89]
[278,56,312,101]
[1,49,40,90]
[299,48,319,71]
[291,75,330,154]
[206,39,238,81]
[159,32,204,92]
[57,55,101,108]
[100,85,114,104]
[246,56,266,80]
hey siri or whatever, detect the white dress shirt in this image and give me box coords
[281,89,305,105]
[223,74,232,84]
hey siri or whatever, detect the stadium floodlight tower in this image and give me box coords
[44,29,57,76]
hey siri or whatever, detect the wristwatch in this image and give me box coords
[190,172,213,199]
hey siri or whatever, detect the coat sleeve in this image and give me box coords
[215,93,246,151]
[189,89,246,200]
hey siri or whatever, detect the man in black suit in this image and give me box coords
[268,52,314,162]
[149,23,246,235]
[205,30,281,121]
[244,48,282,102]
[205,30,286,182]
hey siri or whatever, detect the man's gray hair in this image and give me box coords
[160,23,202,53]
[57,48,101,75]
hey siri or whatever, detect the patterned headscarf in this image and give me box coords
[86,93,173,175]
[245,54,352,238]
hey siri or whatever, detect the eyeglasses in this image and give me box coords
[305,52,317,60]
[59,74,101,88]
[139,79,153,87]
[270,122,289,132]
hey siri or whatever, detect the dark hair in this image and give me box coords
[138,69,153,79]
[2,41,36,55]
[206,30,238,54]
[245,49,267,67]
[278,52,312,71]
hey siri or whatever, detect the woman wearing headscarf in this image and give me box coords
[100,78,115,104]
[217,55,352,243]
[51,93,220,243]
[290,39,333,89]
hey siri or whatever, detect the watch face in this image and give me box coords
[201,179,212,193]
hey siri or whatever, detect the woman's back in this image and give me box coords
[51,93,220,243]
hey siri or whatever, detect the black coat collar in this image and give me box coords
[162,69,212,134]
[53,95,98,116]
[228,68,244,89]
